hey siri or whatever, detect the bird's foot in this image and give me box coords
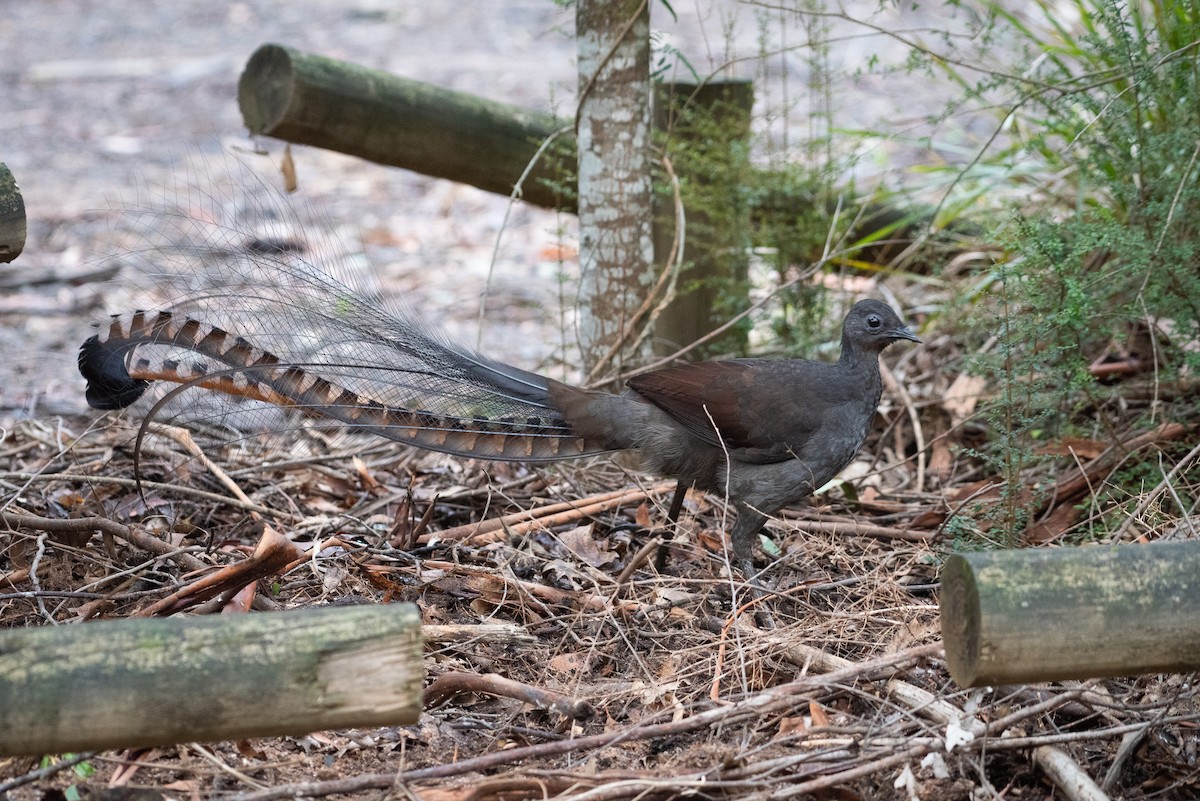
[735,556,777,629]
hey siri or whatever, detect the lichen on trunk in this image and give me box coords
[575,0,655,379]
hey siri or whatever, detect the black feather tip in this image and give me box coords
[78,335,150,410]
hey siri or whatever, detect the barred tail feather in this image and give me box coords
[81,310,612,462]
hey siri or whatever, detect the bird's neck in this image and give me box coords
[837,335,877,373]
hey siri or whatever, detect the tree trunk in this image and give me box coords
[575,0,655,377]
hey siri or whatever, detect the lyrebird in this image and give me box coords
[79,184,919,575]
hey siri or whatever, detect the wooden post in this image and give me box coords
[652,80,754,356]
[940,542,1200,687]
[0,163,26,263]
[0,604,423,756]
[238,44,574,209]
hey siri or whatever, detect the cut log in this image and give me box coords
[0,163,26,263]
[0,604,422,756]
[651,80,753,356]
[940,542,1200,687]
[238,43,574,209]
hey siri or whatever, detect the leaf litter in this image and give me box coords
[1,158,1198,801]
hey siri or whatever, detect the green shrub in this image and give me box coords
[949,0,1200,541]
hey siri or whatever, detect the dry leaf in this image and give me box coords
[321,564,349,594]
[161,780,201,793]
[234,739,266,759]
[280,143,298,193]
[558,524,616,568]
[1025,502,1081,544]
[221,582,257,614]
[928,437,955,480]
[1035,437,1107,460]
[548,652,590,673]
[809,699,830,728]
[108,748,160,786]
[696,528,725,553]
[942,372,987,427]
[910,507,948,529]
[353,455,380,490]
[777,715,808,736]
[539,243,578,261]
[634,501,652,528]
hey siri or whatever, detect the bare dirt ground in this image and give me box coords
[2,2,1199,800]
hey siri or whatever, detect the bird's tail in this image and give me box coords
[80,307,613,462]
[78,159,627,462]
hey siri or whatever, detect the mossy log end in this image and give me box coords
[0,163,26,263]
[940,542,1200,687]
[0,604,423,756]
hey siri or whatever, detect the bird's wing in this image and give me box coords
[627,361,802,463]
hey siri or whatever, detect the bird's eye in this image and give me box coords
[866,314,882,329]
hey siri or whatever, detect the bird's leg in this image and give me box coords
[730,504,768,573]
[730,504,777,627]
[654,480,691,572]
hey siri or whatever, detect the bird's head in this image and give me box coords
[843,299,921,353]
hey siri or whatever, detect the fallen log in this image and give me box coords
[940,541,1200,687]
[0,604,422,756]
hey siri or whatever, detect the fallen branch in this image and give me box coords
[134,525,302,617]
[1,509,208,573]
[459,566,616,613]
[615,535,665,588]
[0,604,422,755]
[145,424,263,520]
[711,617,968,735]
[776,512,935,543]
[0,752,97,794]
[427,482,675,545]
[0,471,277,517]
[424,671,594,719]
[1034,422,1188,521]
[1034,745,1112,801]
[941,542,1200,685]
[421,623,535,646]
[881,360,926,493]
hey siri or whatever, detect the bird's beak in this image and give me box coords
[892,326,921,344]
